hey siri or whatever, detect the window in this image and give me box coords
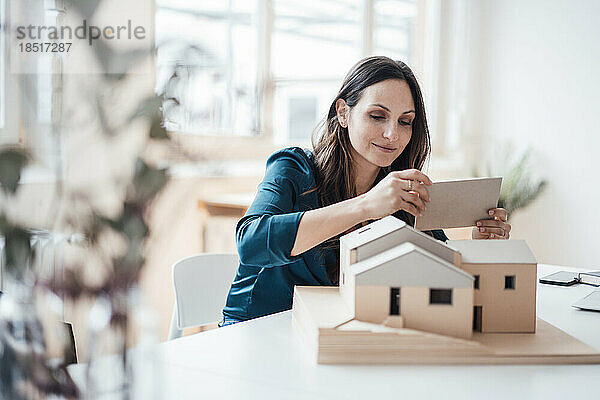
[156,0,260,135]
[156,0,420,141]
[504,275,516,290]
[473,306,482,331]
[389,287,400,315]
[474,275,479,289]
[0,0,6,130]
[0,1,62,169]
[272,0,418,145]
[429,288,452,305]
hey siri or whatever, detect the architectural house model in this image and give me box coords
[345,242,474,339]
[292,216,600,364]
[448,240,537,333]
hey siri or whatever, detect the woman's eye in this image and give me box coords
[370,115,385,120]
[400,120,413,126]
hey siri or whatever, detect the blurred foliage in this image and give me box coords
[0,215,33,279]
[0,147,31,194]
[473,147,547,215]
[0,0,182,397]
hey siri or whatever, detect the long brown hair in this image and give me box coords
[307,56,431,283]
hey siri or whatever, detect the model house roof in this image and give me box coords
[448,240,537,264]
[340,216,457,264]
[351,242,474,288]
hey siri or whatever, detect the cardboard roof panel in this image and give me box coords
[447,240,537,264]
[340,216,458,265]
[341,216,406,250]
[352,243,473,288]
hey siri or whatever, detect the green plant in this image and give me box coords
[473,146,547,215]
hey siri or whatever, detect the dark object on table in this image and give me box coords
[539,271,579,286]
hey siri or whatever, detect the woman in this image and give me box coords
[221,56,510,326]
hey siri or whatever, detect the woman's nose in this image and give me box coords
[382,124,399,142]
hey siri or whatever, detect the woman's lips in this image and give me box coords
[372,143,397,153]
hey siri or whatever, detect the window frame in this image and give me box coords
[429,288,452,305]
[389,287,400,315]
[0,0,20,145]
[504,275,516,290]
[157,0,426,143]
[0,0,6,131]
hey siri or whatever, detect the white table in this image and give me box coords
[71,264,600,399]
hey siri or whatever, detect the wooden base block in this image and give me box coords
[292,286,600,365]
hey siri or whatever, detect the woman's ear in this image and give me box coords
[335,99,349,128]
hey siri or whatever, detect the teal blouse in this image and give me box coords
[223,147,448,321]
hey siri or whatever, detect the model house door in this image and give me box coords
[473,306,482,332]
[390,287,400,315]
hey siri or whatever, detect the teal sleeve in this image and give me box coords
[236,149,311,267]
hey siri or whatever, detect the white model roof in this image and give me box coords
[447,240,537,264]
[341,215,406,248]
[340,215,457,264]
[351,242,473,288]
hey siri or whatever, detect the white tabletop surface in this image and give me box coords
[70,264,600,399]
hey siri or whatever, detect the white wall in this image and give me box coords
[466,0,600,268]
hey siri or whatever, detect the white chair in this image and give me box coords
[168,253,239,340]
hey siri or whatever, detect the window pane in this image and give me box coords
[156,0,259,135]
[389,287,400,315]
[272,80,338,144]
[0,0,5,129]
[504,275,516,290]
[373,0,417,63]
[272,0,361,79]
[272,0,361,144]
[429,288,452,305]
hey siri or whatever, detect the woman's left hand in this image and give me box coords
[472,208,511,240]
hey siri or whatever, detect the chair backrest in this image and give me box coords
[172,253,239,331]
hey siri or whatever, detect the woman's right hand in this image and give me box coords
[358,169,432,220]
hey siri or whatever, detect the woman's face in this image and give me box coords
[337,78,415,169]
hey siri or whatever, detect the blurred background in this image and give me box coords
[1,0,599,344]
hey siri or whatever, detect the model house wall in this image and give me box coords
[350,243,474,339]
[339,216,461,313]
[448,240,537,333]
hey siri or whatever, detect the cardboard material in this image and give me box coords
[352,243,472,287]
[343,242,474,339]
[448,240,537,264]
[297,218,544,363]
[449,240,538,333]
[341,216,459,268]
[415,177,502,230]
[339,215,461,317]
[292,287,600,365]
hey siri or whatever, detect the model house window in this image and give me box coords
[389,287,400,315]
[474,275,480,289]
[429,288,452,305]
[504,275,516,290]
